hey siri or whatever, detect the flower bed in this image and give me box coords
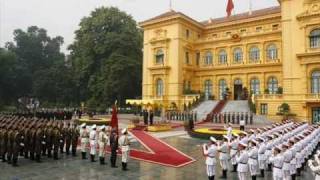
[77,117,111,126]
[189,128,243,140]
[147,124,172,132]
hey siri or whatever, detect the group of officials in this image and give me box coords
[79,123,131,171]
[0,114,79,166]
[203,121,320,180]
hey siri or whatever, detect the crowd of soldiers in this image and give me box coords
[165,111,198,122]
[203,120,320,180]
[206,112,254,125]
[1,109,77,121]
[0,114,79,167]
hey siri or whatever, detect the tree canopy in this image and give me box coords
[69,7,142,110]
[0,7,142,111]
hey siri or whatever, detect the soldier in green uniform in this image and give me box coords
[12,125,21,167]
[24,124,31,159]
[52,122,60,160]
[59,122,65,154]
[65,123,72,155]
[46,121,53,158]
[42,122,48,156]
[29,123,37,161]
[71,123,79,157]
[7,124,14,164]
[35,123,43,162]
[0,123,5,162]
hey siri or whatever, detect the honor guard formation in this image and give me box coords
[0,113,131,171]
[203,120,320,180]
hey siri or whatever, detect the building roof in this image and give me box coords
[140,6,281,28]
[204,6,281,25]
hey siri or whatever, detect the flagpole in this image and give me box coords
[169,0,173,11]
[249,0,252,15]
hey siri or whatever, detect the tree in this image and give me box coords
[69,7,142,109]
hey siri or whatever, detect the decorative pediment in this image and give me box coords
[297,1,320,20]
[149,29,170,45]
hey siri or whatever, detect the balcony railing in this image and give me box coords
[255,93,320,101]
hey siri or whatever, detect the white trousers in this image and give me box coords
[259,160,266,170]
[220,160,228,170]
[81,138,88,152]
[90,140,96,155]
[98,142,106,157]
[238,172,247,180]
[249,164,259,176]
[122,150,129,163]
[206,165,216,176]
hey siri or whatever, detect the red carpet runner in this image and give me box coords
[114,130,196,168]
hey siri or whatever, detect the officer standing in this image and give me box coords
[119,128,130,171]
[89,124,97,162]
[257,137,267,177]
[71,123,79,156]
[203,137,218,180]
[229,134,239,172]
[12,125,21,167]
[52,123,60,160]
[35,123,43,162]
[110,128,119,168]
[248,139,259,180]
[269,146,284,180]
[98,125,109,165]
[80,123,89,159]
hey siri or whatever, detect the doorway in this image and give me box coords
[234,79,243,100]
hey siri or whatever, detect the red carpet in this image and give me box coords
[127,130,195,167]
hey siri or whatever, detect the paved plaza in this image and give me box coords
[1,133,315,180]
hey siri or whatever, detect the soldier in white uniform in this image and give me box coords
[226,123,233,142]
[118,128,130,171]
[308,152,320,180]
[98,125,109,165]
[257,137,266,177]
[203,137,218,180]
[288,139,297,180]
[80,123,89,159]
[282,143,293,180]
[89,124,97,162]
[248,139,259,180]
[269,146,284,180]
[229,134,239,172]
[236,142,249,180]
[218,135,229,178]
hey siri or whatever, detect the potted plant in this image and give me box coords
[276,103,296,121]
[277,87,283,94]
[264,88,270,94]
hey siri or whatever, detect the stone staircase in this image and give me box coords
[221,100,250,113]
[192,100,219,121]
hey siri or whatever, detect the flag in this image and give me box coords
[110,104,119,135]
[226,0,234,17]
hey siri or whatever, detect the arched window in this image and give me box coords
[268,77,278,94]
[219,50,228,64]
[310,29,320,48]
[204,80,213,98]
[204,51,213,65]
[219,79,227,100]
[155,49,164,64]
[156,79,164,96]
[249,46,260,62]
[311,71,320,93]
[267,44,278,60]
[233,48,243,63]
[250,78,260,95]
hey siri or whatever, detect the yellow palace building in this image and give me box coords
[138,0,320,123]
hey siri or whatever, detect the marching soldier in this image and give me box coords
[203,137,218,180]
[229,134,239,172]
[80,123,89,159]
[236,142,249,180]
[7,124,14,164]
[269,146,284,180]
[59,122,65,154]
[65,123,72,155]
[98,125,109,165]
[257,137,267,177]
[0,124,7,162]
[46,122,53,158]
[119,128,130,171]
[89,124,97,162]
[110,128,119,168]
[282,143,293,180]
[71,123,79,157]
[248,139,259,180]
[35,123,43,162]
[218,135,229,178]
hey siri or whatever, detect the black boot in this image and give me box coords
[211,176,215,180]
[82,152,87,159]
[1,154,6,162]
[122,162,125,171]
[260,169,264,177]
[267,164,272,171]
[7,155,12,164]
[124,163,128,171]
[291,174,296,180]
[100,157,105,165]
[297,168,301,176]
[12,158,18,167]
[220,170,227,179]
[53,152,58,160]
[36,154,41,163]
[90,155,96,162]
[252,175,256,180]
[72,150,76,157]
[232,165,237,172]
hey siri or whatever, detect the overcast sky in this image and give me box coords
[0,0,279,53]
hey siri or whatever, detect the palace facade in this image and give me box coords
[139,0,320,123]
